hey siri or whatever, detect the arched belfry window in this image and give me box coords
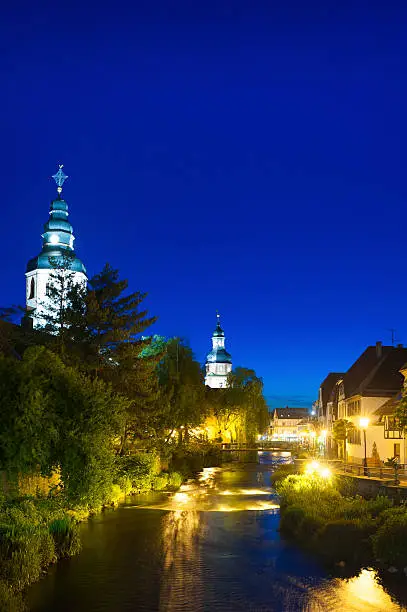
[29,278,35,299]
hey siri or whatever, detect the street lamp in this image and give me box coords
[310,431,316,455]
[320,429,327,458]
[360,417,369,476]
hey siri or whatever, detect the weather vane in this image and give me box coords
[216,310,220,321]
[52,164,68,195]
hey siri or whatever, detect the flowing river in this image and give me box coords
[27,452,407,611]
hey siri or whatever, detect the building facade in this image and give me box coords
[319,342,407,464]
[205,314,232,388]
[25,166,87,328]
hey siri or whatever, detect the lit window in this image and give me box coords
[384,416,403,440]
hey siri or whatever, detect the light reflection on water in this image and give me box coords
[27,454,407,612]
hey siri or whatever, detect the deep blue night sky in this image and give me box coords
[2,1,407,407]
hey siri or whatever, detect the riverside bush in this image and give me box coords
[372,509,407,567]
[276,473,397,568]
[0,496,82,610]
[116,452,160,492]
[167,471,183,490]
[170,442,222,476]
[318,519,375,564]
[270,463,298,486]
[153,473,169,491]
[0,580,26,611]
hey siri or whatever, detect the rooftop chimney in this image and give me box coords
[376,341,382,359]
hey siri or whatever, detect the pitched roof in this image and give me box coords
[274,407,310,420]
[319,372,345,408]
[373,394,402,417]
[343,346,407,399]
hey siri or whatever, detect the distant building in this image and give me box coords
[205,313,232,389]
[270,407,310,441]
[25,166,87,328]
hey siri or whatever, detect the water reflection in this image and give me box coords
[160,509,202,611]
[306,569,402,611]
[27,453,407,612]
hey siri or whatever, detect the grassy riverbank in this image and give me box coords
[275,465,407,572]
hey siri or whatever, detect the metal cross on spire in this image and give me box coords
[52,164,68,195]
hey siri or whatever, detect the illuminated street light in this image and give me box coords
[305,460,320,475]
[359,417,369,477]
[320,467,331,479]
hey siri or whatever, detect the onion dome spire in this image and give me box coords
[52,164,68,197]
[213,311,224,337]
[25,165,86,275]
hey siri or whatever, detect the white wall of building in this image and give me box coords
[26,268,87,328]
[205,362,232,388]
[344,396,405,464]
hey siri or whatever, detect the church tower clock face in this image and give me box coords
[204,313,232,389]
[25,165,87,329]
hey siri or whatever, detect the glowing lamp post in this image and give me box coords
[360,417,369,476]
[310,431,316,454]
[320,429,327,457]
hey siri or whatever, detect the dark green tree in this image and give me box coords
[156,338,206,445]
[83,264,159,453]
[38,252,87,357]
[0,346,127,506]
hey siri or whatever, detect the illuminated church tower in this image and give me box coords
[25,166,87,328]
[205,313,232,388]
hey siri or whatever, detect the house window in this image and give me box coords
[394,443,401,459]
[384,416,403,439]
[28,278,35,299]
[347,400,361,417]
[348,429,361,445]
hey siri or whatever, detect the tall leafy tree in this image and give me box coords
[156,338,206,445]
[207,367,268,444]
[332,419,355,463]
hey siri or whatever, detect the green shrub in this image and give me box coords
[372,511,407,567]
[167,472,183,490]
[0,529,43,590]
[152,474,169,491]
[116,452,160,492]
[279,505,306,537]
[116,476,132,495]
[270,463,297,486]
[38,530,56,566]
[170,443,222,477]
[108,484,125,504]
[0,580,26,611]
[336,476,358,497]
[49,518,81,558]
[318,519,374,564]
